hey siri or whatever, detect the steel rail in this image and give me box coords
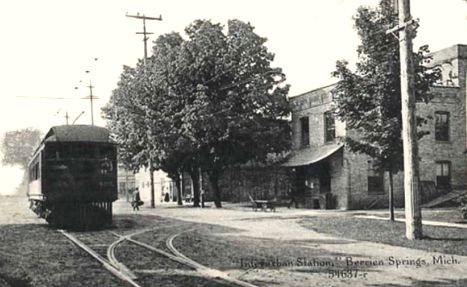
[111,224,259,287]
[59,230,141,287]
[107,236,138,280]
[165,228,260,287]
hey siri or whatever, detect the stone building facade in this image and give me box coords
[285,44,467,210]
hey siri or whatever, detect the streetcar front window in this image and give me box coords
[99,146,114,159]
[75,144,96,159]
[44,145,57,160]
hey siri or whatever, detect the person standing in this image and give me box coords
[132,188,142,211]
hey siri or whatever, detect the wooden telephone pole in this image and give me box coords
[388,0,423,239]
[126,13,162,64]
[126,12,162,209]
[82,80,98,126]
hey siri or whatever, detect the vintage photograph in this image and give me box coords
[0,0,466,286]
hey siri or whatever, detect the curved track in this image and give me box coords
[61,223,259,287]
[59,230,141,287]
[166,229,259,287]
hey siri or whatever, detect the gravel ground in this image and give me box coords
[0,196,131,287]
[125,200,467,287]
[300,216,467,255]
[0,196,253,287]
[2,196,467,287]
[0,223,130,287]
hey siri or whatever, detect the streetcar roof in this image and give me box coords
[28,125,115,167]
[43,125,115,143]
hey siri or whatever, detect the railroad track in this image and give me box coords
[59,230,140,287]
[60,224,259,287]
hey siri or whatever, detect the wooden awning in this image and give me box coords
[282,142,344,167]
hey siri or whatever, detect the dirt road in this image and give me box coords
[117,201,467,287]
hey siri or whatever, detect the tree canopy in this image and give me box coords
[103,64,150,172]
[103,19,291,207]
[331,0,440,173]
[1,128,42,170]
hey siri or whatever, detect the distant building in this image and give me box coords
[284,44,467,210]
[134,168,177,204]
[117,165,135,201]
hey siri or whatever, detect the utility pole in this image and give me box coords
[81,80,98,126]
[65,111,69,125]
[75,58,100,126]
[126,13,162,65]
[126,12,162,209]
[388,0,423,239]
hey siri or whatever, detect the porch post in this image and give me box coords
[343,157,351,210]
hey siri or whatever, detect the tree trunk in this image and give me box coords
[200,168,205,208]
[190,168,201,207]
[149,160,155,208]
[175,173,183,206]
[389,170,395,221]
[209,171,222,208]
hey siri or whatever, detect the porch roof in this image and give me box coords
[282,142,344,167]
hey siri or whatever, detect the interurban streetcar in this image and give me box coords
[27,125,118,229]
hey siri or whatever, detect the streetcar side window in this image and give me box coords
[29,162,40,182]
[36,162,40,179]
[29,167,33,182]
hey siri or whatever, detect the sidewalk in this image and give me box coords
[355,214,467,229]
[114,200,467,287]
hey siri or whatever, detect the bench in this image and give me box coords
[248,194,276,212]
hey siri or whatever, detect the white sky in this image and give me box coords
[0,0,465,194]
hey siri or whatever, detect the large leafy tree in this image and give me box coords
[102,62,163,208]
[104,19,291,208]
[145,32,198,206]
[1,128,42,170]
[171,20,291,207]
[331,0,440,218]
[103,64,148,171]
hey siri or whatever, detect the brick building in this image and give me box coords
[285,44,467,210]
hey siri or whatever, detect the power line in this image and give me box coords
[16,96,81,100]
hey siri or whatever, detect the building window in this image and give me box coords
[300,117,309,147]
[324,111,335,142]
[368,160,384,194]
[436,161,451,190]
[435,111,449,141]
